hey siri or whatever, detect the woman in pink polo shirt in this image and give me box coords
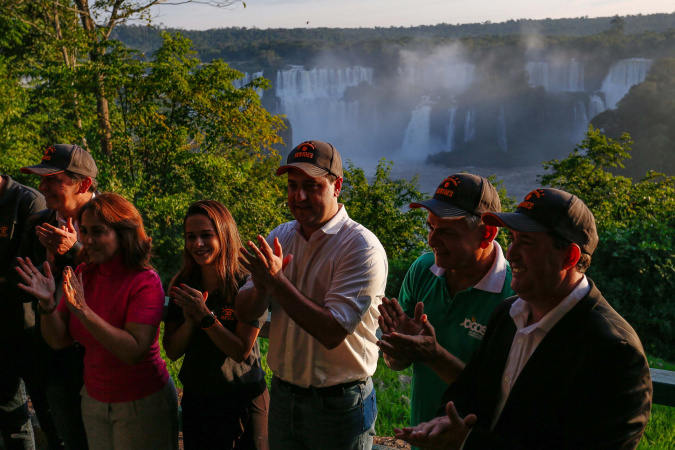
[17,193,178,450]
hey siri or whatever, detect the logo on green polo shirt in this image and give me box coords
[460,316,486,340]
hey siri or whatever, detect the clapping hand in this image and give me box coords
[16,257,56,304]
[378,297,424,335]
[394,401,477,449]
[171,284,210,324]
[239,236,292,294]
[63,266,89,316]
[377,299,440,362]
[36,218,78,256]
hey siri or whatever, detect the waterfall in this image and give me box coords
[573,100,589,140]
[464,109,476,142]
[588,95,606,119]
[600,58,653,109]
[446,106,458,151]
[275,66,373,150]
[497,107,507,151]
[526,60,584,92]
[400,98,434,160]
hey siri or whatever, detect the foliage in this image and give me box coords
[342,159,428,261]
[340,159,428,297]
[592,58,675,178]
[541,126,675,360]
[99,32,287,280]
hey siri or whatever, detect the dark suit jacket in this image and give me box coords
[441,280,652,449]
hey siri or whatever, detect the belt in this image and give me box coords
[273,376,367,398]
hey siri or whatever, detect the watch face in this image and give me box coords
[200,313,216,329]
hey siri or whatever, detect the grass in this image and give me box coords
[159,329,674,447]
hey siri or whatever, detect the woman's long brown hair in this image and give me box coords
[77,193,153,270]
[171,200,248,304]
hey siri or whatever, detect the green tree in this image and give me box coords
[340,159,428,297]
[101,32,286,280]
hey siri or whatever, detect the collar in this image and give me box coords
[293,204,349,240]
[510,275,590,333]
[429,241,508,294]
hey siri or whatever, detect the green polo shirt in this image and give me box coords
[398,244,514,429]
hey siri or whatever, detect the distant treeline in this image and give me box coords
[114,13,675,70]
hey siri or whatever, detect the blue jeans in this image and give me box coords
[269,377,376,450]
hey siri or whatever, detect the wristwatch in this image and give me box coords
[199,312,217,329]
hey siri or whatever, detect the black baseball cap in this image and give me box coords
[276,140,343,178]
[410,173,501,219]
[482,188,598,255]
[21,144,98,178]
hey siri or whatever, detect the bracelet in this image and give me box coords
[37,299,57,315]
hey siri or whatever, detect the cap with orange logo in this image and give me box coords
[482,188,598,255]
[276,140,343,179]
[21,144,98,178]
[410,173,501,219]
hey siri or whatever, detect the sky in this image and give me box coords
[148,0,674,30]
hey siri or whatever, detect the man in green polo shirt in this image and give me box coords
[377,173,514,434]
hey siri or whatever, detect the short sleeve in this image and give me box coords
[125,270,165,327]
[324,234,387,334]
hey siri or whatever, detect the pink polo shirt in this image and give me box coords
[58,256,169,403]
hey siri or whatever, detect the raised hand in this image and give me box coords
[36,218,78,256]
[171,284,210,324]
[378,312,439,362]
[16,257,56,303]
[378,297,424,335]
[63,266,89,316]
[394,401,477,449]
[238,236,292,294]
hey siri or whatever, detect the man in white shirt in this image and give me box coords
[236,140,387,450]
[395,188,652,449]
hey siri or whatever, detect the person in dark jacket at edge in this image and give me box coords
[5,144,98,449]
[0,174,46,449]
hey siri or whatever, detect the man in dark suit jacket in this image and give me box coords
[395,188,652,449]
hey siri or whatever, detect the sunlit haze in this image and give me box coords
[148,0,674,30]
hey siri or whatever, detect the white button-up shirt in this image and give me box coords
[241,205,388,388]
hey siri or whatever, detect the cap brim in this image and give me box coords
[409,199,471,219]
[20,165,64,176]
[482,212,550,232]
[276,163,330,178]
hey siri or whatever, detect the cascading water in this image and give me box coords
[464,109,476,142]
[600,58,653,109]
[400,98,434,160]
[588,95,606,120]
[275,66,374,152]
[497,107,507,151]
[446,106,458,151]
[573,100,589,140]
[525,60,584,92]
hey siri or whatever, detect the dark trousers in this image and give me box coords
[181,388,269,450]
[0,337,63,450]
[0,377,35,450]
